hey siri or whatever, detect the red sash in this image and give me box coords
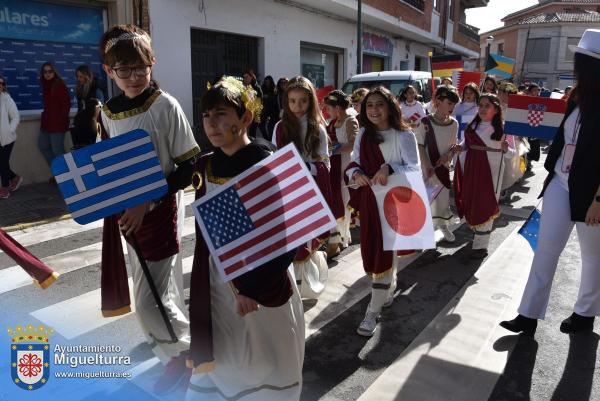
[421,116,451,189]
[327,119,345,220]
[0,229,58,288]
[453,126,499,227]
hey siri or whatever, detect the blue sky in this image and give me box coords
[465,0,539,34]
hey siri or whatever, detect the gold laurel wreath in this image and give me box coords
[207,76,263,123]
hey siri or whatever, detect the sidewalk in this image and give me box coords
[0,183,69,231]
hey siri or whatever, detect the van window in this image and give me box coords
[341,80,410,97]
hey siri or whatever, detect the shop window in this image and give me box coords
[0,0,106,111]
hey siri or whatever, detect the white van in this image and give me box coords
[341,71,439,102]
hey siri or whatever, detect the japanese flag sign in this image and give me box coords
[371,171,436,251]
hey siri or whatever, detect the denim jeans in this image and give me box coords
[0,141,16,187]
[38,131,65,167]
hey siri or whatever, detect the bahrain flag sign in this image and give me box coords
[372,172,436,251]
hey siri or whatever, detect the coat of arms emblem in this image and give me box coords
[8,324,53,390]
[527,103,547,127]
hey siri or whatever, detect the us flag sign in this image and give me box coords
[193,144,336,282]
[51,129,168,225]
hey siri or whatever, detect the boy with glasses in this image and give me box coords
[98,24,200,395]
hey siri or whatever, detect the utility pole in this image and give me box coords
[357,0,362,75]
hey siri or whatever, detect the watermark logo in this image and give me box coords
[7,324,54,391]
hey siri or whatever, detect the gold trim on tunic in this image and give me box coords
[174,146,201,165]
[468,211,500,231]
[102,90,162,120]
[206,159,232,185]
[34,271,60,289]
[101,305,132,317]
[188,360,216,373]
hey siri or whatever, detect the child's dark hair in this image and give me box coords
[398,85,417,103]
[324,89,350,109]
[99,24,154,67]
[461,82,480,104]
[435,85,460,104]
[351,87,369,104]
[280,76,325,159]
[200,79,247,119]
[482,76,498,93]
[468,93,504,141]
[359,86,409,145]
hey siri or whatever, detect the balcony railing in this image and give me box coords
[458,22,480,42]
[401,0,425,12]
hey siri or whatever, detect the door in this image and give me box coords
[190,29,258,149]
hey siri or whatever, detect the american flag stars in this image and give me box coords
[199,186,255,249]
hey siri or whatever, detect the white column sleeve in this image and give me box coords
[7,96,19,134]
[389,131,421,173]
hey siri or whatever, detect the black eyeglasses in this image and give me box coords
[110,65,152,79]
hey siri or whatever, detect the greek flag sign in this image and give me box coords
[51,129,168,225]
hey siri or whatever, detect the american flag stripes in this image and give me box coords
[193,144,336,282]
[51,129,168,225]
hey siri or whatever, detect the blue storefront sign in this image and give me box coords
[0,0,106,111]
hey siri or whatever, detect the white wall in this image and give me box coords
[148,0,360,122]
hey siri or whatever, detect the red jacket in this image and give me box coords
[40,78,71,133]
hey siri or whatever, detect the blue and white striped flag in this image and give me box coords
[51,129,168,225]
[455,113,476,140]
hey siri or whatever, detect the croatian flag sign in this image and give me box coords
[192,144,336,282]
[504,95,567,140]
[51,129,168,225]
[371,172,436,251]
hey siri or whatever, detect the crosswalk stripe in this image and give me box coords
[30,256,194,339]
[0,191,196,254]
[357,227,534,401]
[0,216,197,295]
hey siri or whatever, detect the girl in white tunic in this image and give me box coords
[399,85,426,128]
[345,86,421,336]
[415,85,460,243]
[272,76,330,300]
[187,77,304,401]
[454,94,514,258]
[324,90,359,256]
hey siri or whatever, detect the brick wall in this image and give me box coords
[365,0,432,32]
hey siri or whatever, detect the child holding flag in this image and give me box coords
[187,76,304,401]
[453,94,514,258]
[272,76,331,300]
[345,86,421,337]
[98,24,200,394]
[415,85,460,243]
[399,85,426,127]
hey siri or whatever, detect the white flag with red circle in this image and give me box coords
[371,171,436,251]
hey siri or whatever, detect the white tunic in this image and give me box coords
[186,179,305,401]
[458,121,516,199]
[347,127,421,181]
[100,90,200,362]
[401,100,426,125]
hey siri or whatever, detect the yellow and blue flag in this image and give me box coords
[485,53,515,79]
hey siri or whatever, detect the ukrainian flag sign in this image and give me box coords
[485,53,516,79]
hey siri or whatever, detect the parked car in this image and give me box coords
[341,71,440,102]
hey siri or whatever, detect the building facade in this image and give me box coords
[2,0,488,184]
[478,0,600,88]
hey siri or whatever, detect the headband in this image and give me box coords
[104,32,152,54]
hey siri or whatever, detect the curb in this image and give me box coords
[2,187,197,233]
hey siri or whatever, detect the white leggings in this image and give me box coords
[518,177,600,319]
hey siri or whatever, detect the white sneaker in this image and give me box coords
[440,226,455,243]
[357,311,379,337]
